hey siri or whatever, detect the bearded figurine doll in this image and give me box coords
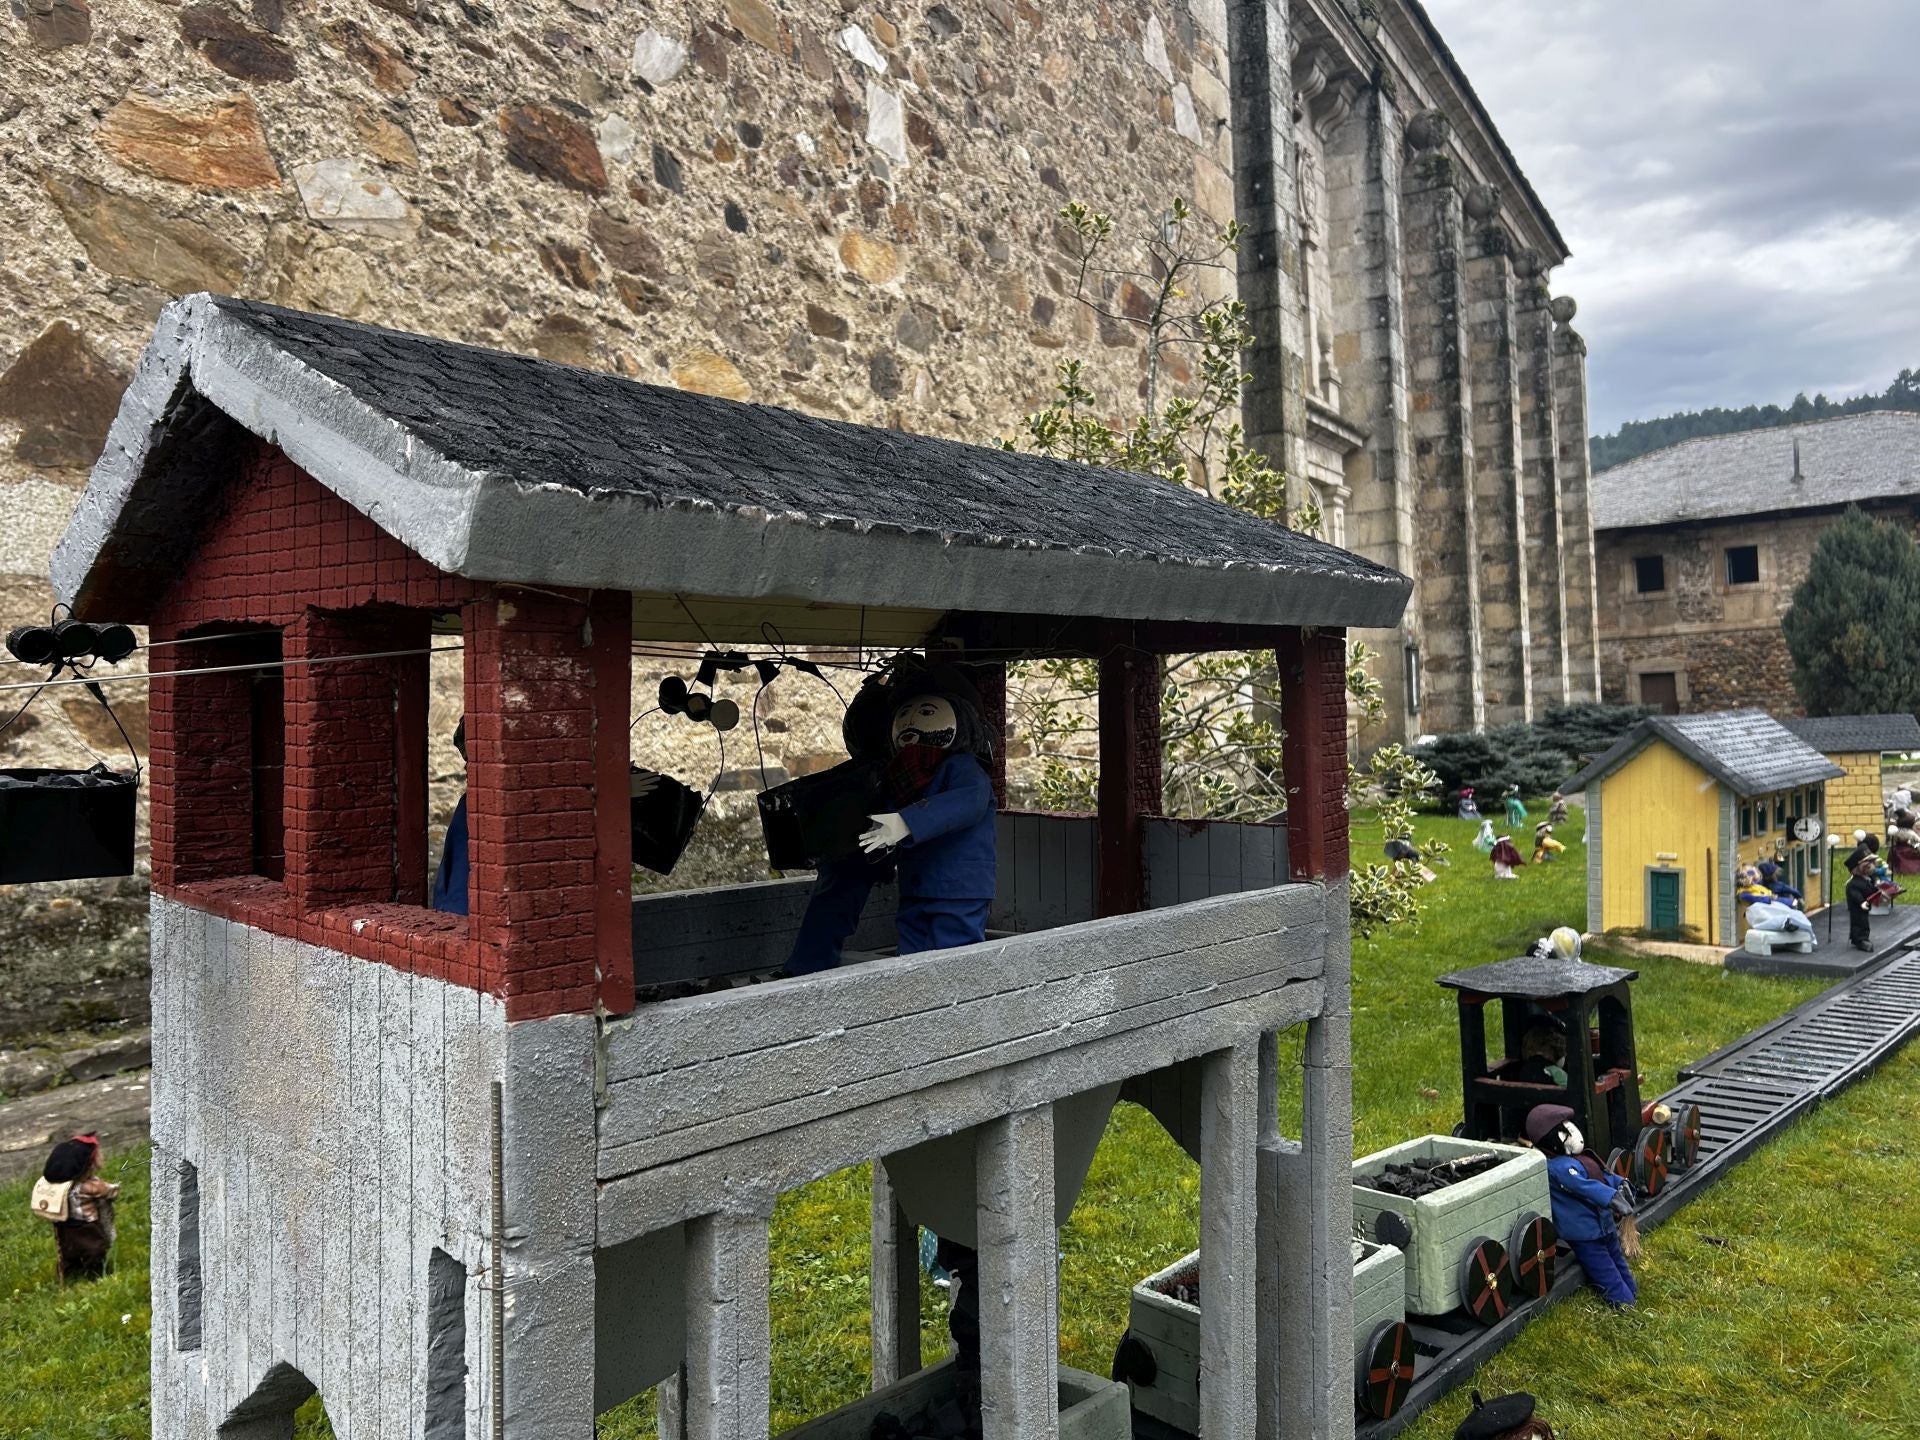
[784,661,996,975]
[1525,1103,1637,1308]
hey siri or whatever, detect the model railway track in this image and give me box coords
[1333,942,1920,1440]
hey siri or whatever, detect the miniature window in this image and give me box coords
[1633,555,1665,594]
[1403,644,1422,715]
[1725,545,1760,585]
[177,1159,202,1351]
[1791,791,1804,822]
[1638,671,1678,714]
[1774,795,1787,830]
[1740,803,1752,840]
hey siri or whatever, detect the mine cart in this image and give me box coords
[1441,953,1644,1158]
[1121,1238,1409,1432]
[1350,1136,1548,1318]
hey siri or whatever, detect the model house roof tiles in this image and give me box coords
[1782,713,1920,755]
[54,295,1413,632]
[1591,412,1920,532]
[1566,710,1844,798]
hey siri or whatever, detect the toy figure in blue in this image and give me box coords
[1525,1103,1637,1308]
[784,664,996,975]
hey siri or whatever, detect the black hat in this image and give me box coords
[1454,1390,1537,1440]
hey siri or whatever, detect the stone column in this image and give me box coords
[1326,84,1422,738]
[682,1212,773,1440]
[1199,1044,1260,1437]
[1553,299,1604,702]
[1229,0,1311,490]
[1516,258,1570,707]
[869,1159,922,1389]
[1464,204,1533,724]
[1400,114,1485,735]
[975,1105,1059,1440]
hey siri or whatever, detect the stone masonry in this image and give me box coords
[1,1,1596,778]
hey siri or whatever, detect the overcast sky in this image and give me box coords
[1423,0,1920,434]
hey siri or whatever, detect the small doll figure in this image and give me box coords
[29,1133,118,1281]
[1489,834,1524,879]
[1457,786,1481,822]
[1524,1104,1636,1308]
[1548,791,1569,828]
[1510,1017,1568,1088]
[1531,822,1564,865]
[1503,785,1528,828]
[1734,865,1774,907]
[1472,819,1497,855]
[1755,859,1802,907]
[1525,925,1582,963]
[785,659,996,974]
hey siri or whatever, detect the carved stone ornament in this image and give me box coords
[1404,109,1450,152]
[1549,295,1579,325]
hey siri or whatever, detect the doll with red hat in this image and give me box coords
[29,1133,119,1281]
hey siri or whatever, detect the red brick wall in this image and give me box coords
[1279,627,1351,882]
[148,439,633,1018]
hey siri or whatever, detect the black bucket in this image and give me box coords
[0,765,138,883]
[758,760,883,871]
[631,771,705,876]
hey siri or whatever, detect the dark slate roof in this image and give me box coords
[53,296,1413,633]
[1592,412,1920,531]
[1782,713,1920,755]
[1564,710,1845,798]
[1437,954,1638,999]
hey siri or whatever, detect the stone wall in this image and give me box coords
[1596,503,1920,712]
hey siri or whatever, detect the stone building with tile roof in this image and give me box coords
[1591,413,1920,714]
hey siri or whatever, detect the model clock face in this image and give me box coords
[1793,816,1824,843]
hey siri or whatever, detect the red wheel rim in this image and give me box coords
[1360,1319,1416,1418]
[1461,1237,1510,1326]
[1507,1213,1558,1300]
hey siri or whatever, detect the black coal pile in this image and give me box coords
[1362,1151,1505,1199]
[1152,1262,1201,1306]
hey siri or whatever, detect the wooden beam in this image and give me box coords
[1277,627,1350,881]
[1199,1044,1260,1437]
[975,1105,1059,1440]
[1097,636,1162,916]
[592,590,635,1014]
[869,1159,923,1389]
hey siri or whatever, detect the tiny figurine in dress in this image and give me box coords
[1490,834,1524,879]
[1530,822,1564,865]
[1457,786,1482,822]
[1503,786,1528,828]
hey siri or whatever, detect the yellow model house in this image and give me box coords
[1567,711,1843,945]
[1782,714,1920,838]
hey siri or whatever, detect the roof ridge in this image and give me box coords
[1600,408,1920,477]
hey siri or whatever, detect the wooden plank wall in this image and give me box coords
[1142,817,1289,909]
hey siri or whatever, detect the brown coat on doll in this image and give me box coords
[32,1135,118,1281]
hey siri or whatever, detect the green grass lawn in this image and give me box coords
[0,802,1880,1438]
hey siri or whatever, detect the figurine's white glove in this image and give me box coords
[630,768,662,799]
[859,812,910,853]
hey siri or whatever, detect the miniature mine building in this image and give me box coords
[56,297,1411,1440]
[1440,954,1643,1159]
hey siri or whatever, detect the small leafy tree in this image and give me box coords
[1782,506,1920,715]
[1002,199,1447,933]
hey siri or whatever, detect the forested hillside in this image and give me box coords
[1591,367,1920,472]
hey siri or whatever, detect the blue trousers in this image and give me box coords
[785,857,990,974]
[1569,1231,1637,1305]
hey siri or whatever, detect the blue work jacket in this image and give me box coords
[431,794,470,916]
[894,753,997,899]
[1545,1154,1626,1242]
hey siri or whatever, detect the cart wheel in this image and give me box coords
[1670,1103,1702,1170]
[1635,1124,1670,1196]
[1358,1319,1416,1419]
[1375,1211,1414,1252]
[1111,1330,1158,1387]
[1460,1236,1510,1327]
[1506,1212,1558,1301]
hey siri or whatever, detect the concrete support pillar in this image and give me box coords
[1326,85,1421,738]
[1401,117,1485,735]
[1517,260,1570,708]
[682,1212,772,1440]
[975,1105,1059,1440]
[1229,0,1311,489]
[868,1159,922,1389]
[1465,213,1533,724]
[1553,302,1604,702]
[1263,884,1356,1439]
[1199,1044,1260,1438]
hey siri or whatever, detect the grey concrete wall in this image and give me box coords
[149,899,507,1440]
[1465,220,1532,724]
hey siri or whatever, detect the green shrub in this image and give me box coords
[1414,703,1651,804]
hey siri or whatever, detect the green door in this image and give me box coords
[1648,870,1682,934]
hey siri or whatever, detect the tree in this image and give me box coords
[1001,200,1449,935]
[1781,506,1920,715]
